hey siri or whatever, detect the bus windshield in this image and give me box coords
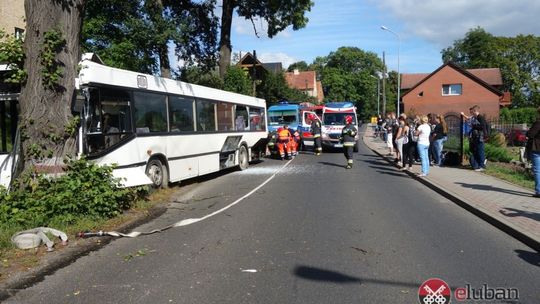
[268,110,297,125]
[323,113,357,125]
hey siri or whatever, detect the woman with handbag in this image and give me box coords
[526,106,540,197]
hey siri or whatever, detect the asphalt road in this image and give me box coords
[5,130,540,303]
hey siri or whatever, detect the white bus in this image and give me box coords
[0,54,269,188]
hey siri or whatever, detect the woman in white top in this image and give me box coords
[415,115,431,176]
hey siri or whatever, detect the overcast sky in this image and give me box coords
[225,0,540,74]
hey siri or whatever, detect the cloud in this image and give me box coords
[374,0,540,47]
[257,52,298,69]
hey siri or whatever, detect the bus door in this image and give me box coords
[0,97,19,188]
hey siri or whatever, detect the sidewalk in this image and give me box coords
[362,124,540,251]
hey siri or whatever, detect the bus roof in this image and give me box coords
[78,58,266,108]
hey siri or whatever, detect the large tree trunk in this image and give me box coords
[151,0,171,78]
[218,0,235,78]
[158,44,171,79]
[18,0,84,177]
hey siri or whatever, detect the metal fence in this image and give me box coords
[442,115,530,166]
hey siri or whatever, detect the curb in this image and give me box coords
[362,135,540,252]
[0,205,167,302]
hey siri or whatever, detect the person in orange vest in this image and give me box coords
[289,128,301,157]
[277,125,292,160]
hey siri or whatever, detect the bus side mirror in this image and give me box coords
[72,91,85,114]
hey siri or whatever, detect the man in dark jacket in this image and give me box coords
[526,106,540,197]
[462,105,488,171]
[310,114,323,155]
[341,115,358,169]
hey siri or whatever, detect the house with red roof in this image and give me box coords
[284,69,324,103]
[401,62,511,119]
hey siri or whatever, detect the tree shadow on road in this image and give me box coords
[500,208,540,222]
[454,182,532,197]
[293,265,459,289]
[514,250,540,267]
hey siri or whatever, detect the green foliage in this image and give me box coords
[64,116,81,137]
[0,158,146,227]
[499,107,537,125]
[484,143,513,163]
[40,29,66,90]
[179,66,223,89]
[287,61,309,72]
[442,27,540,107]
[83,0,218,75]
[0,30,26,84]
[232,0,313,38]
[315,47,385,119]
[256,71,313,104]
[223,66,252,95]
[488,132,507,147]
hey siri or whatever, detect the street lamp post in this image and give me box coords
[381,26,401,117]
[370,74,381,116]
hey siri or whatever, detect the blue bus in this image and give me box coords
[267,102,301,132]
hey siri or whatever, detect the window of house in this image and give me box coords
[235,105,249,131]
[216,102,234,131]
[442,84,462,96]
[14,28,24,40]
[133,92,168,133]
[196,99,216,132]
[169,95,195,132]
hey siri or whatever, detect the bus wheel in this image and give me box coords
[238,145,249,170]
[146,158,169,188]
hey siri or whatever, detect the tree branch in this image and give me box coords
[250,16,260,38]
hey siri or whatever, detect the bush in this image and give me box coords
[488,132,507,148]
[499,107,537,125]
[484,143,513,163]
[0,158,147,227]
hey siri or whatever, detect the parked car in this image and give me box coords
[507,129,527,146]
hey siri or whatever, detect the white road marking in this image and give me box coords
[172,159,294,227]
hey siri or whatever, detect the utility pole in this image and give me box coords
[252,50,257,97]
[382,51,387,116]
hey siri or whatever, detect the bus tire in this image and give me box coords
[238,145,249,170]
[146,158,169,188]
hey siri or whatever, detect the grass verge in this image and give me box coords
[485,162,534,190]
[0,187,176,283]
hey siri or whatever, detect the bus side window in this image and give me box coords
[249,107,265,131]
[133,92,167,133]
[169,95,195,132]
[235,105,248,131]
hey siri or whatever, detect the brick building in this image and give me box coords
[401,62,511,119]
[0,0,25,38]
[284,69,324,103]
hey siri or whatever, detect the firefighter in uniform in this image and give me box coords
[290,128,301,157]
[277,125,292,160]
[310,114,322,155]
[341,115,358,169]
